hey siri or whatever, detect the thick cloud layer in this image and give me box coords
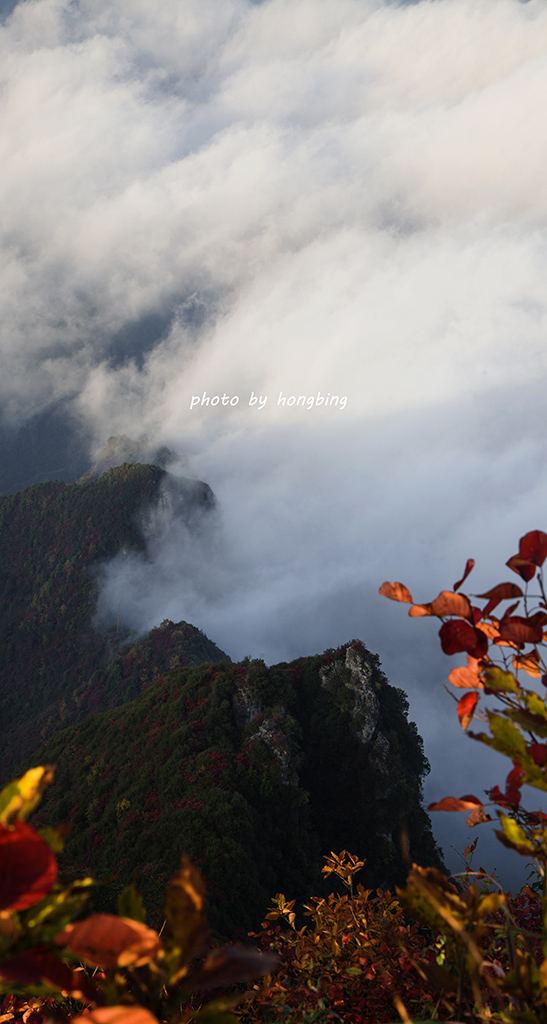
[3,0,547,885]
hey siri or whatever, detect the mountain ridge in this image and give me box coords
[28,638,446,938]
[0,460,226,780]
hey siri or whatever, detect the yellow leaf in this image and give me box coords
[163,855,209,967]
[0,767,55,825]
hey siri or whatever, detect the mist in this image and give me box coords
[3,0,547,886]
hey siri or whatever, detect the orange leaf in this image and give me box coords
[448,656,485,689]
[428,795,482,812]
[409,591,472,620]
[478,621,500,639]
[466,805,492,827]
[453,559,475,592]
[513,649,541,678]
[0,820,57,912]
[458,691,479,729]
[379,582,413,604]
[56,915,161,968]
[72,1009,157,1024]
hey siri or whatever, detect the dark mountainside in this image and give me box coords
[0,443,446,943]
[29,639,445,939]
[0,460,228,780]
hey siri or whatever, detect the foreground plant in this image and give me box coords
[238,850,448,1024]
[380,529,547,1023]
[0,767,277,1024]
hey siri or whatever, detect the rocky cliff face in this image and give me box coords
[227,639,443,887]
[30,640,445,937]
[319,640,380,742]
[319,642,398,797]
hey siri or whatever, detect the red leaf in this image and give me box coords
[476,583,523,602]
[507,763,525,787]
[0,951,101,1003]
[497,617,544,646]
[453,559,475,592]
[439,620,488,658]
[528,610,547,626]
[477,584,523,620]
[506,556,536,582]
[518,530,547,567]
[378,582,413,604]
[527,811,547,825]
[501,601,522,621]
[529,744,547,767]
[55,915,161,968]
[466,805,491,826]
[409,591,472,620]
[481,598,501,618]
[428,795,482,812]
[458,691,479,729]
[489,764,525,808]
[0,821,57,912]
[181,946,280,993]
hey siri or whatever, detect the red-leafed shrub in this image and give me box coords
[379,529,547,1024]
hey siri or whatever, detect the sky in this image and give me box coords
[2,0,547,888]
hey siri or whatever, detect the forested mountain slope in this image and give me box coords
[0,462,227,780]
[28,640,445,939]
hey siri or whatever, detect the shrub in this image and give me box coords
[0,767,277,1024]
[380,529,547,1023]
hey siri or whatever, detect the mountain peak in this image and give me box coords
[78,435,181,482]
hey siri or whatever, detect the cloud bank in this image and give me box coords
[3,0,547,884]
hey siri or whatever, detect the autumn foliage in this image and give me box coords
[238,851,444,1023]
[7,528,547,1024]
[0,767,277,1024]
[380,528,547,1024]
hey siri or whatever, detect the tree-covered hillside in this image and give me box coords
[29,640,445,939]
[0,463,227,780]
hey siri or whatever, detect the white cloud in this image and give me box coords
[3,0,547,883]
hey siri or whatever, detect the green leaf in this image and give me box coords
[19,879,93,944]
[483,667,519,693]
[117,884,147,924]
[523,690,547,720]
[497,814,535,855]
[39,825,71,855]
[476,893,506,918]
[474,713,528,758]
[505,708,547,738]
